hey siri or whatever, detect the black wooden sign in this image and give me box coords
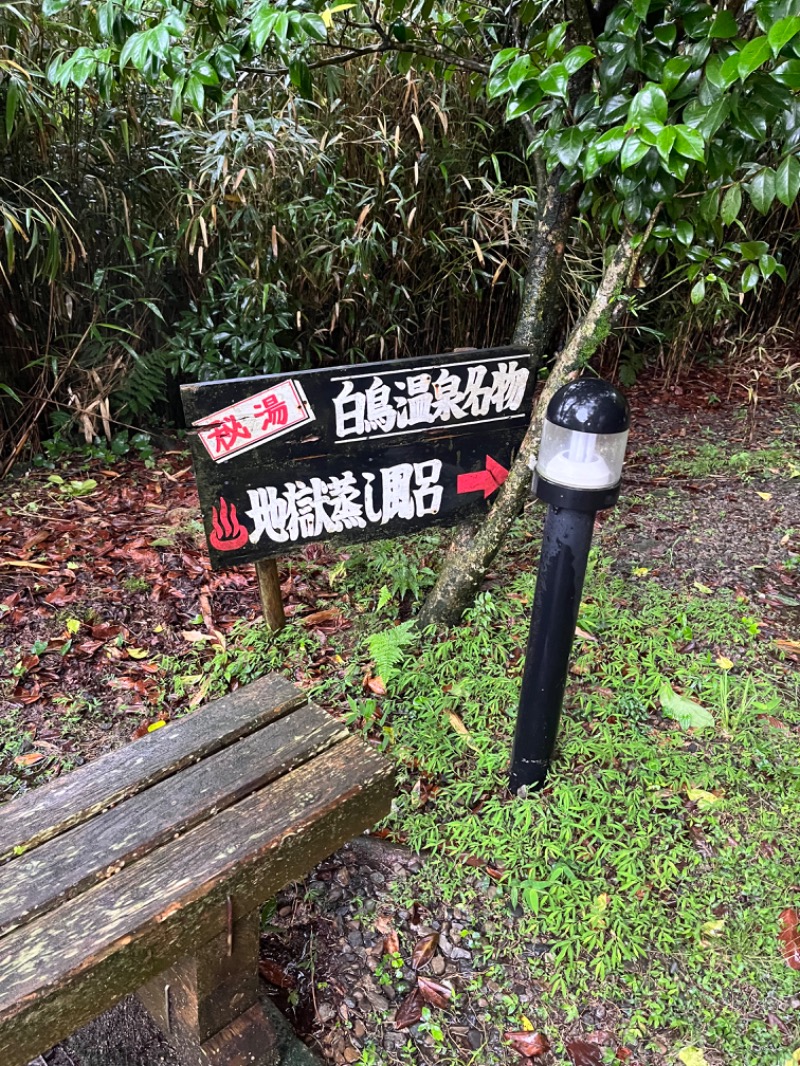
[181,347,534,569]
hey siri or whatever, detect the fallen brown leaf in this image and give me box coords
[411,932,439,969]
[567,1039,604,1066]
[417,976,452,1009]
[383,930,400,956]
[300,607,341,627]
[258,958,297,989]
[12,682,41,705]
[14,752,45,768]
[504,1030,550,1058]
[394,988,424,1029]
[779,908,800,970]
[575,626,598,642]
[366,675,387,696]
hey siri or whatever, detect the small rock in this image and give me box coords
[370,871,386,885]
[343,1045,360,1063]
[316,1003,335,1024]
[347,930,363,948]
[336,868,350,886]
[365,988,390,1012]
[353,1020,366,1039]
[468,1029,484,1051]
[430,956,446,976]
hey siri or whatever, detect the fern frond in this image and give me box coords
[366,621,416,682]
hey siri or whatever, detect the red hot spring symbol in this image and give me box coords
[209,497,250,551]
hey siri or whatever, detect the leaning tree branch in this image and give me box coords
[241,39,490,79]
[418,231,639,628]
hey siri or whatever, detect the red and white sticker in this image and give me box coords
[194,380,315,462]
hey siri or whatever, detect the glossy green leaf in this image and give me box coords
[594,126,626,163]
[656,126,676,161]
[42,0,72,14]
[768,15,800,53]
[538,62,568,98]
[5,81,19,140]
[690,277,706,304]
[629,83,667,134]
[676,219,694,245]
[621,134,650,170]
[563,45,594,75]
[674,125,705,162]
[119,31,148,70]
[662,56,691,91]
[192,60,219,85]
[772,59,800,88]
[740,240,769,260]
[737,36,772,80]
[508,54,533,91]
[653,22,676,46]
[719,53,742,87]
[301,13,328,40]
[289,59,312,97]
[747,168,776,213]
[776,154,800,205]
[759,253,777,276]
[686,97,730,140]
[741,263,760,291]
[720,184,742,224]
[506,87,542,120]
[184,75,204,112]
[544,22,568,58]
[552,127,584,168]
[490,47,519,75]
[708,10,738,38]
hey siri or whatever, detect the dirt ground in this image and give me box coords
[3,374,798,1066]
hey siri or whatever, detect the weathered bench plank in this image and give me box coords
[0,703,347,936]
[0,673,305,863]
[0,735,392,1066]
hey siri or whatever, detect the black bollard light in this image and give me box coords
[509,378,630,794]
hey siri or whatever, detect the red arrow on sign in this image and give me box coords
[457,455,510,498]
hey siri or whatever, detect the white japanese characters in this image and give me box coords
[332,359,529,440]
[246,460,444,545]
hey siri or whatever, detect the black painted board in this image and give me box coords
[0,703,346,937]
[180,347,534,568]
[0,673,305,864]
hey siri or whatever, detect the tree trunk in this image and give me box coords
[419,233,636,628]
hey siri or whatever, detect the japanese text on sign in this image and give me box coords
[245,461,443,546]
[332,358,529,440]
[194,379,314,462]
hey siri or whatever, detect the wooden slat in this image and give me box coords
[0,673,305,863]
[0,735,393,1066]
[0,703,346,936]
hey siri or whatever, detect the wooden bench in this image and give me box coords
[0,674,393,1066]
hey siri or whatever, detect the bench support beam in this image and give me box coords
[137,906,278,1066]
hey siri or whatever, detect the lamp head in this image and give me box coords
[532,378,630,511]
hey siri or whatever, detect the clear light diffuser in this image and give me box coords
[536,422,628,490]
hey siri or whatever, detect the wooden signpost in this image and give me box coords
[181,346,534,628]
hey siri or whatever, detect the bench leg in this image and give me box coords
[137,906,279,1066]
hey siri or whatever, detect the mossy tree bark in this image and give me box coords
[419,233,637,628]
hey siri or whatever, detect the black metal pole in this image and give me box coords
[509,505,596,793]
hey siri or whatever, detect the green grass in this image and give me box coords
[160,530,800,1064]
